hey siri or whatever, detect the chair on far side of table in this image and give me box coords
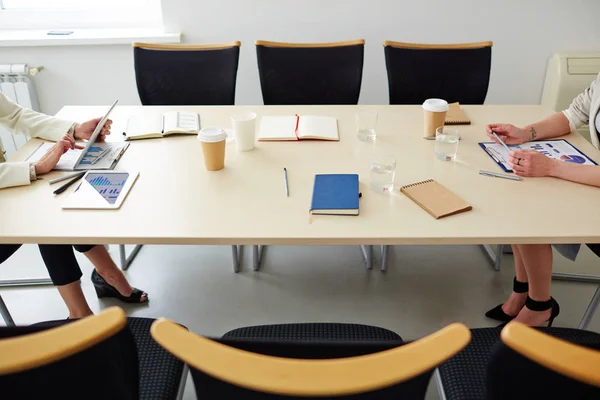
[152,319,470,399]
[128,41,243,272]
[255,39,364,105]
[253,39,370,271]
[383,40,492,105]
[0,307,186,399]
[379,40,492,272]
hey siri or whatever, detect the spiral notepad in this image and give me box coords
[400,179,472,219]
[445,102,471,125]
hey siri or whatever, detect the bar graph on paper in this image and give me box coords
[85,173,129,204]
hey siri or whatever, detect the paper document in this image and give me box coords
[479,139,597,173]
[27,141,129,171]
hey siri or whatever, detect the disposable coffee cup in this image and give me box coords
[197,127,227,171]
[422,98,449,138]
[231,112,257,152]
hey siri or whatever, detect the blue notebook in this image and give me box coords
[310,174,360,216]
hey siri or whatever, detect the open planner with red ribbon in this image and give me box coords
[258,115,339,141]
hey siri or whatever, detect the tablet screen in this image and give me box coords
[85,173,129,204]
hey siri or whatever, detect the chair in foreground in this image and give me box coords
[152,319,470,399]
[129,41,243,272]
[383,40,492,105]
[488,322,600,399]
[436,323,600,400]
[0,307,186,400]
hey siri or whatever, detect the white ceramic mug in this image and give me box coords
[231,112,257,152]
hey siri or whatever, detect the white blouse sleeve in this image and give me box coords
[562,73,599,131]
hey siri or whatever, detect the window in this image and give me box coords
[1,0,149,9]
[0,0,162,30]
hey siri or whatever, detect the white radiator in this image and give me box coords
[0,64,43,159]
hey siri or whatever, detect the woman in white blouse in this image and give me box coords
[0,93,147,319]
[484,73,600,327]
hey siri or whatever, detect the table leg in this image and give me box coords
[253,245,264,271]
[360,245,373,270]
[552,272,600,330]
[0,295,15,326]
[380,245,390,271]
[0,278,53,288]
[119,244,143,271]
[482,244,504,271]
[231,245,242,273]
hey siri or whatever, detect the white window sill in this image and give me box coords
[0,28,181,47]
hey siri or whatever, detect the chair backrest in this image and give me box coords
[486,322,600,399]
[0,307,139,400]
[133,41,241,105]
[152,320,470,399]
[383,41,492,105]
[255,39,365,105]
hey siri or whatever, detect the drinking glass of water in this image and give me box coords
[369,154,396,192]
[435,127,460,161]
[356,109,378,142]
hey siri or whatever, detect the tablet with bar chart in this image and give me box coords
[62,170,139,210]
[479,139,597,172]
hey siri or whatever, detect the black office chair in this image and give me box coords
[436,323,600,400]
[383,41,493,105]
[152,319,470,399]
[253,39,367,271]
[129,41,243,273]
[133,41,241,105]
[255,39,365,105]
[0,307,186,400]
[487,322,600,399]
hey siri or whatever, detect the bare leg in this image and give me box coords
[56,280,93,319]
[501,244,529,316]
[514,244,553,326]
[83,246,147,302]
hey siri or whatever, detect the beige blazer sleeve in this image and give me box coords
[562,73,599,131]
[0,93,75,189]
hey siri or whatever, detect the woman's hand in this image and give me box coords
[34,135,82,175]
[74,117,112,141]
[508,149,558,177]
[486,123,528,145]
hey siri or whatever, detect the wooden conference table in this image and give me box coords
[3,105,600,259]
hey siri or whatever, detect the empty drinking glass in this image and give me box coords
[369,154,396,192]
[356,109,378,142]
[435,126,460,161]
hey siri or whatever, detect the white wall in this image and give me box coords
[1,0,599,115]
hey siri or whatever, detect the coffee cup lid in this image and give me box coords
[198,127,227,143]
[422,98,449,112]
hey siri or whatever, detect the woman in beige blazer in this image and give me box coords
[484,73,600,327]
[0,93,147,319]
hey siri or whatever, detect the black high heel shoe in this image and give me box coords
[525,296,560,327]
[485,277,528,322]
[91,270,148,303]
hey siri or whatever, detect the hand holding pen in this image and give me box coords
[485,123,528,145]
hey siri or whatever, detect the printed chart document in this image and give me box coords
[479,139,597,173]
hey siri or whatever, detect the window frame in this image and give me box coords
[0,0,162,30]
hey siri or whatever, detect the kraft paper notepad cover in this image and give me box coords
[400,179,472,219]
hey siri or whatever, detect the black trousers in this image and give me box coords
[0,245,96,286]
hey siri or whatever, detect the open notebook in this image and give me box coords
[258,115,339,141]
[125,111,200,140]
